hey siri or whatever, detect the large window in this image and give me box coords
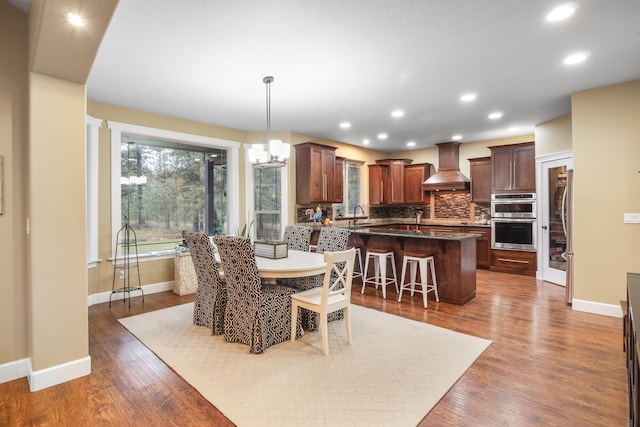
[335,160,363,218]
[109,121,240,258]
[120,137,227,254]
[254,167,282,241]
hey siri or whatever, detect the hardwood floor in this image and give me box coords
[1,270,627,426]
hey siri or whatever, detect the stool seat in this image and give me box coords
[361,250,398,299]
[398,254,439,308]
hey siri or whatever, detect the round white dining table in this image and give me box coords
[255,249,326,283]
[214,249,326,284]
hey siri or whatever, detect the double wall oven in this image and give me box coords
[491,193,537,251]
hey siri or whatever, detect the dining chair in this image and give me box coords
[278,225,314,288]
[213,235,302,354]
[182,231,226,335]
[290,248,356,356]
[290,227,352,330]
[282,225,314,251]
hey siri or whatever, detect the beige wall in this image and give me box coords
[0,1,29,366]
[572,79,640,305]
[29,73,89,371]
[535,115,572,156]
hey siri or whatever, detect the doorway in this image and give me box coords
[537,153,573,285]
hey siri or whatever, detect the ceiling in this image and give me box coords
[9,0,640,152]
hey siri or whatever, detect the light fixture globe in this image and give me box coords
[249,76,290,169]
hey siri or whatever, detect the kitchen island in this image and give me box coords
[347,225,480,305]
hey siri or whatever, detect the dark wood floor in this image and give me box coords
[1,270,627,426]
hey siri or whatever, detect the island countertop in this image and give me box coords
[348,226,481,241]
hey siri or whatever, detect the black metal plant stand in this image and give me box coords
[110,217,144,307]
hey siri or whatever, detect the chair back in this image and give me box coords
[316,227,351,253]
[182,232,222,290]
[282,225,313,251]
[320,248,356,306]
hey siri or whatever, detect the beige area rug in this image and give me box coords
[118,303,491,426]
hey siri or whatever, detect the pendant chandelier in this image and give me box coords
[248,76,291,169]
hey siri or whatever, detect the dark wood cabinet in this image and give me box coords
[368,159,413,205]
[368,164,390,205]
[404,163,432,204]
[490,142,535,192]
[295,142,343,204]
[468,157,491,203]
[467,226,491,268]
[490,248,537,276]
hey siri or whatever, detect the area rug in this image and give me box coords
[118,303,491,426]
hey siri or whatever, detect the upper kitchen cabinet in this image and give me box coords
[490,142,535,192]
[404,163,432,204]
[295,142,344,204]
[468,157,491,203]
[368,159,412,205]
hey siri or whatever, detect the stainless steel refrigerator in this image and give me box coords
[562,169,574,304]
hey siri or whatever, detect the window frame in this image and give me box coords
[244,145,288,241]
[108,121,241,261]
[337,159,363,218]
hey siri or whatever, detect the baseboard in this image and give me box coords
[572,298,623,318]
[87,281,174,306]
[0,358,30,384]
[28,356,91,392]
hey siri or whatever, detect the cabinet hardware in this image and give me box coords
[498,257,529,264]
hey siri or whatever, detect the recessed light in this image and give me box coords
[460,93,477,102]
[339,121,351,129]
[67,12,85,27]
[488,112,503,120]
[377,133,388,140]
[406,141,416,147]
[451,134,463,140]
[564,52,589,65]
[546,4,577,22]
[391,110,405,118]
[362,139,370,145]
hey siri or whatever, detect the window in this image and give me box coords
[86,116,101,267]
[254,167,282,241]
[109,121,240,258]
[335,160,362,218]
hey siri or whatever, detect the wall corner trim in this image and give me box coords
[0,358,30,384]
[28,356,91,392]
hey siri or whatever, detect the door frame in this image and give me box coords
[535,150,573,284]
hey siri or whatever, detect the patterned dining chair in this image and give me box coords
[292,227,351,330]
[278,225,314,289]
[213,235,303,354]
[182,231,226,335]
[282,225,313,251]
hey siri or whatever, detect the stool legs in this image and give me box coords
[362,251,397,299]
[399,255,438,308]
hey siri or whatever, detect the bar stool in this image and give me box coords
[348,246,363,280]
[362,249,398,299]
[398,252,439,308]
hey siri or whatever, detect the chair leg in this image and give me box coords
[429,258,440,302]
[409,260,418,296]
[320,313,329,356]
[344,307,351,345]
[379,257,387,299]
[374,257,380,289]
[390,253,398,293]
[291,302,300,341]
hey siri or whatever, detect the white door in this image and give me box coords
[539,155,573,285]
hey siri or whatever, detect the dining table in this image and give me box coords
[215,249,326,284]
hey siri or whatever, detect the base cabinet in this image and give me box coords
[490,249,537,276]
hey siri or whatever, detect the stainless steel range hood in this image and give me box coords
[422,141,470,191]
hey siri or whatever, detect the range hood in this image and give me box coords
[422,141,470,191]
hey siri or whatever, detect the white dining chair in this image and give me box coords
[290,248,356,356]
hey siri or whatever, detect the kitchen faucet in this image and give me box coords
[352,204,364,226]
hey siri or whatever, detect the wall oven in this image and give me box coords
[491,193,537,251]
